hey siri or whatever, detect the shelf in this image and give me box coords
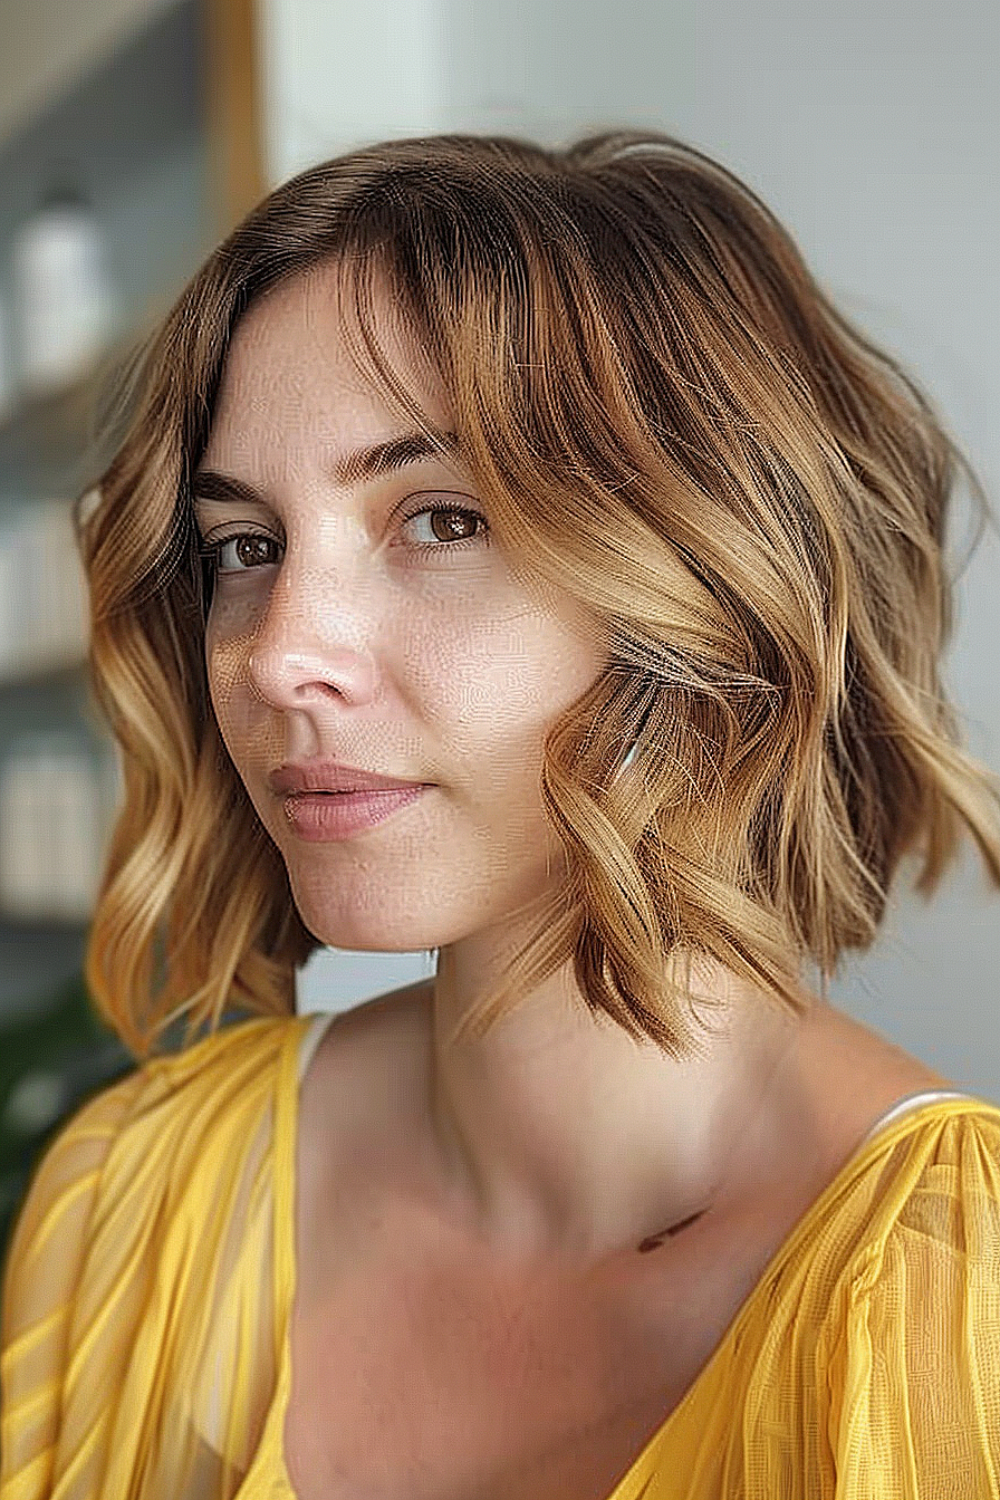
[0,1,184,152]
[0,0,264,978]
[0,0,265,501]
[0,913,90,939]
[0,330,141,500]
[0,652,89,697]
[0,3,213,502]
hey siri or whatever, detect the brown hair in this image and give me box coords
[73,127,1000,1061]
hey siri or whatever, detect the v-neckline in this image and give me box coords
[239,1014,989,1498]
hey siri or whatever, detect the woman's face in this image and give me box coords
[194,262,608,953]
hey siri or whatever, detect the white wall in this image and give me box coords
[259,0,999,1101]
[256,0,449,179]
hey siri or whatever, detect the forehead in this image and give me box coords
[221,262,445,406]
[198,265,463,486]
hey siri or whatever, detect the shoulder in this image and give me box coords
[2,1014,303,1334]
[850,1098,1000,1284]
[848,1099,1000,1361]
[61,1014,301,1183]
[0,1014,304,1491]
[826,1102,1000,1490]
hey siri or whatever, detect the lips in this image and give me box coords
[268,760,427,796]
[300,789,374,797]
[283,781,427,839]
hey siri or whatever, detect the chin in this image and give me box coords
[291,893,445,955]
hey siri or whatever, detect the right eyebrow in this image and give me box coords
[190,429,464,508]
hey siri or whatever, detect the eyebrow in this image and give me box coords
[190,429,462,507]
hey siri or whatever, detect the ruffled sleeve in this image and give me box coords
[0,1066,147,1499]
[0,1016,294,1500]
[828,1109,1000,1497]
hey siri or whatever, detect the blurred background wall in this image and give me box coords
[0,0,996,1248]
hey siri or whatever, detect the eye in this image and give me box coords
[397,500,490,557]
[196,501,491,576]
[197,529,281,575]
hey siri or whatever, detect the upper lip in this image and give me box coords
[268,760,428,796]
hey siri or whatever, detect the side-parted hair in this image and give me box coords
[73,128,1000,1061]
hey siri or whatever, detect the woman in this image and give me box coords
[1,128,998,1499]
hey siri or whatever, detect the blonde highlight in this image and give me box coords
[71,128,1000,1062]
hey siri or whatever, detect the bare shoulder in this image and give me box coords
[787,999,956,1177]
[804,1000,952,1096]
[301,980,434,1137]
[297,985,955,1205]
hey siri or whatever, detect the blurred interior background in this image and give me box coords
[0,0,997,1267]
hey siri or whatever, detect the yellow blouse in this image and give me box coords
[1,1010,998,1499]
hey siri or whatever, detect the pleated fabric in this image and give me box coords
[0,1015,301,1500]
[1,1010,998,1500]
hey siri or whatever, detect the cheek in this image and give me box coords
[431,617,605,780]
[201,599,604,772]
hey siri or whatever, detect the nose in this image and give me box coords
[242,558,381,709]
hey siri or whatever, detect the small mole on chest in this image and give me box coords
[637,1207,708,1252]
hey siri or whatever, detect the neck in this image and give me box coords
[421,950,817,1268]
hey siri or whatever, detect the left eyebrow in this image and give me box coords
[190,429,463,507]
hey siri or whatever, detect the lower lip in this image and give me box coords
[282,785,429,840]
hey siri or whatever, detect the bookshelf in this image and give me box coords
[0,0,265,1019]
[0,0,267,1265]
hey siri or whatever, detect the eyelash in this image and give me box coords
[196,500,490,575]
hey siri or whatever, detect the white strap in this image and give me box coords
[297,1010,340,1083]
[859,1088,977,1146]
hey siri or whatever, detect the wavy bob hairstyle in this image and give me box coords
[73,127,1000,1061]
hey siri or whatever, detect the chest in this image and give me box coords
[280,1000,947,1499]
[281,1187,796,1500]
